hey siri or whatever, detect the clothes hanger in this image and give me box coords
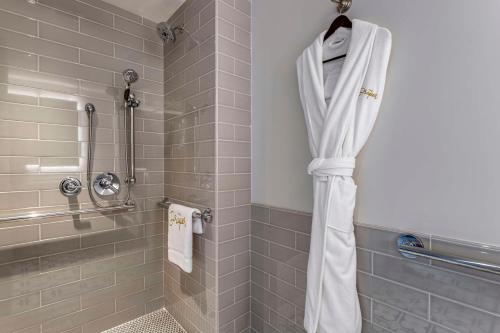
[323,0,353,64]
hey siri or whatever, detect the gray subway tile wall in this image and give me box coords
[0,0,165,332]
[250,204,500,333]
[216,0,252,331]
[162,0,251,331]
[163,0,217,332]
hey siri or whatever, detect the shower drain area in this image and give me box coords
[102,309,186,333]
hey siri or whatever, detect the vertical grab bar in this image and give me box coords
[124,92,139,184]
[122,69,139,185]
[129,103,136,183]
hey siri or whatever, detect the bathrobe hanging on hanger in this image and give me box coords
[297,19,391,333]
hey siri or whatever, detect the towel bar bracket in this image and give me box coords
[200,208,212,224]
[159,199,212,223]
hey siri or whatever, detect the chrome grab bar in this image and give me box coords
[0,204,135,223]
[397,234,500,276]
[159,198,212,223]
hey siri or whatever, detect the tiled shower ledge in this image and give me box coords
[102,309,186,333]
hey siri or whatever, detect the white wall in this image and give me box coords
[252,0,500,246]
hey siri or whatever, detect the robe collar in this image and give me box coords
[316,20,373,115]
[301,19,378,159]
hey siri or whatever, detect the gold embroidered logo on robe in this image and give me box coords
[169,212,186,230]
[360,87,378,100]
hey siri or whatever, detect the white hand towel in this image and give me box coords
[167,203,203,273]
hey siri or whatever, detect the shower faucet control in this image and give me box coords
[93,173,121,196]
[59,177,82,197]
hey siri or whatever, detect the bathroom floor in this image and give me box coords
[102,309,186,333]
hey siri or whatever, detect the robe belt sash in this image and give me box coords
[307,157,356,179]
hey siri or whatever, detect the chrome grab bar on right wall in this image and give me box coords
[397,234,500,276]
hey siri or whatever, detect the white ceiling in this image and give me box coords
[102,0,185,23]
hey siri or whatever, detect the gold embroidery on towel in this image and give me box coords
[169,212,186,230]
[360,87,378,100]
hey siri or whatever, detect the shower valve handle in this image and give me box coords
[93,173,121,196]
[59,177,82,197]
[99,176,119,194]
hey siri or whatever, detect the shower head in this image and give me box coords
[157,22,184,43]
[123,69,139,102]
[122,69,139,85]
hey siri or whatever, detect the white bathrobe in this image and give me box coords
[297,19,391,333]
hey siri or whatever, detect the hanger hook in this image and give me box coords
[332,0,352,14]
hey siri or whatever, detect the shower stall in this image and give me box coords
[0,0,253,331]
[4,0,499,333]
